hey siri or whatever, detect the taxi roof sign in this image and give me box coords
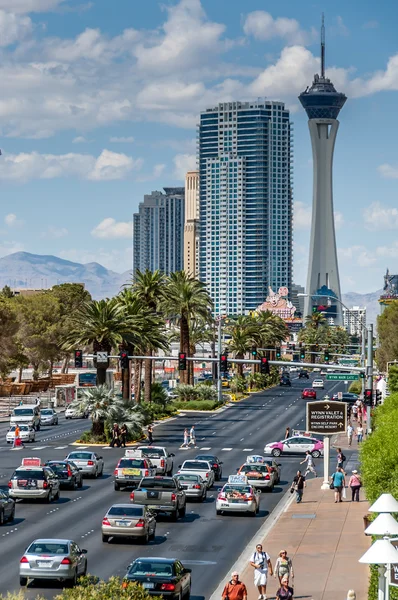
[228,474,248,484]
[21,457,42,467]
[246,455,265,464]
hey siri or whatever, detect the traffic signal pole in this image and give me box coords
[367,324,374,433]
[217,317,222,405]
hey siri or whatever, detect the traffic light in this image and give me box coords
[312,306,318,314]
[251,346,257,357]
[178,352,187,371]
[260,357,270,375]
[74,350,83,368]
[220,354,228,373]
[300,347,305,360]
[324,350,330,362]
[364,389,373,406]
[275,347,281,359]
[120,351,129,369]
[376,390,382,404]
[360,372,365,379]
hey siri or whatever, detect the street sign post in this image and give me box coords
[306,400,348,490]
[95,352,108,364]
[390,538,398,587]
[326,373,359,381]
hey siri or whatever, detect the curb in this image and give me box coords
[208,487,295,600]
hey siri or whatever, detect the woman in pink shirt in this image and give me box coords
[348,470,362,502]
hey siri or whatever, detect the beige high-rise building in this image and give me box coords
[184,170,199,277]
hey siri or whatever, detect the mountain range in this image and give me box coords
[0,252,382,324]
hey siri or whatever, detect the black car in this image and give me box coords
[332,393,358,403]
[45,460,83,490]
[299,370,309,379]
[0,489,15,524]
[280,376,291,387]
[124,557,191,598]
[194,454,223,480]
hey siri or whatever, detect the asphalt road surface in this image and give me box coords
[0,376,350,599]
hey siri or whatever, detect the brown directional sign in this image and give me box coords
[390,539,398,587]
[306,400,347,435]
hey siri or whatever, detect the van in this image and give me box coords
[10,406,41,430]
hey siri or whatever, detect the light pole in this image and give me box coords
[215,315,227,404]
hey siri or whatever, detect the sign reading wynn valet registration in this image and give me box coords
[306,401,347,435]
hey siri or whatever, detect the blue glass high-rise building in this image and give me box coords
[198,101,293,315]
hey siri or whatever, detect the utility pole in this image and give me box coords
[217,317,223,404]
[366,324,374,433]
[361,332,366,396]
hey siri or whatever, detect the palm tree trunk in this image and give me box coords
[236,355,243,377]
[49,360,53,380]
[92,419,105,437]
[17,366,23,383]
[122,363,130,401]
[96,367,107,386]
[188,344,195,386]
[133,359,140,403]
[144,350,152,403]
[180,315,190,385]
[61,356,69,374]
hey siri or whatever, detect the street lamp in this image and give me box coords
[369,494,398,513]
[359,539,398,600]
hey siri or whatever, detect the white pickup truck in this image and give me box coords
[176,460,215,489]
[136,446,175,476]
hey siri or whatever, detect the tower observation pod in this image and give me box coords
[299,16,346,325]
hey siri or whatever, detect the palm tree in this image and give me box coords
[225,315,257,376]
[128,270,166,402]
[305,312,327,329]
[163,272,213,385]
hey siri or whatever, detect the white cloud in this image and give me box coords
[378,164,398,179]
[173,153,196,180]
[243,11,315,45]
[72,136,89,144]
[376,241,398,258]
[110,136,134,143]
[5,213,24,227]
[294,202,344,230]
[0,10,32,47]
[91,218,131,240]
[0,0,65,13]
[363,201,398,230]
[0,149,142,181]
[41,225,68,238]
[338,246,377,268]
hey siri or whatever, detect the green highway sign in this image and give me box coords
[326,373,359,381]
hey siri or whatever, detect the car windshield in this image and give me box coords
[68,453,92,460]
[46,463,68,472]
[174,474,200,482]
[139,478,176,489]
[118,459,145,468]
[41,410,53,415]
[195,455,216,462]
[13,409,34,416]
[241,465,267,473]
[28,542,69,555]
[139,448,164,458]
[108,506,144,517]
[9,425,29,431]
[128,561,173,576]
[14,470,44,479]
[182,462,208,470]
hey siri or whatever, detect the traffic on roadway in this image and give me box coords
[0,373,351,599]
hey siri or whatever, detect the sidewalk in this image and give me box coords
[239,478,370,600]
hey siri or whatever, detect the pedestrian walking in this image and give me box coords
[276,575,294,600]
[120,424,128,448]
[188,425,197,447]
[356,425,364,443]
[300,450,317,477]
[284,427,290,440]
[274,550,294,586]
[347,423,354,447]
[330,467,346,503]
[180,428,189,448]
[110,423,121,447]
[35,397,41,407]
[249,543,272,600]
[352,404,358,420]
[346,591,356,600]
[221,571,247,600]
[348,470,362,502]
[13,423,23,448]
[291,470,306,503]
[336,448,346,473]
[147,424,153,445]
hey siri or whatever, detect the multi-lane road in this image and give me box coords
[0,376,349,599]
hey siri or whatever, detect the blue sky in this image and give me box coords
[1,0,398,293]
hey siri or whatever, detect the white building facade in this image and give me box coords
[343,306,366,336]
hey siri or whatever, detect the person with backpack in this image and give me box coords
[221,571,247,600]
[330,467,346,502]
[336,448,346,474]
[249,544,273,600]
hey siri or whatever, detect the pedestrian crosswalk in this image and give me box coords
[14,444,256,452]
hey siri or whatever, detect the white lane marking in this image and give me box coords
[240,438,244,441]
[243,448,253,451]
[221,448,233,451]
[102,446,112,449]
[32,446,48,450]
[201,447,212,450]
[54,446,68,450]
[201,437,206,441]
[212,432,216,435]
[77,446,88,449]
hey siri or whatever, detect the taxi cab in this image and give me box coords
[237,462,274,492]
[114,452,156,491]
[8,458,60,502]
[216,475,260,516]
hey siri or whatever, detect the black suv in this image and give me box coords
[280,375,291,386]
[299,370,309,379]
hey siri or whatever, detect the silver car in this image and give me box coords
[19,539,87,587]
[216,483,260,516]
[40,409,59,426]
[174,473,207,502]
[102,504,156,544]
[9,466,60,502]
[66,451,104,478]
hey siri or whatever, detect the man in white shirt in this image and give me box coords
[249,543,273,600]
[300,450,317,477]
[347,424,354,446]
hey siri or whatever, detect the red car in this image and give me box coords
[302,388,316,399]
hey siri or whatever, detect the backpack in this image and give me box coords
[341,453,346,462]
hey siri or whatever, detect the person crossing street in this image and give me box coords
[300,451,317,477]
[188,425,197,448]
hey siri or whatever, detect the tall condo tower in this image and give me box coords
[299,17,346,324]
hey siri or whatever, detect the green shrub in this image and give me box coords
[172,399,222,411]
[137,402,177,424]
[348,380,362,394]
[53,575,152,599]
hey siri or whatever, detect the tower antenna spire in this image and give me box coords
[321,13,325,78]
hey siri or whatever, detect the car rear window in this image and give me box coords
[28,542,68,555]
[195,455,216,462]
[118,459,145,468]
[241,465,267,473]
[128,561,174,576]
[182,461,208,470]
[46,463,68,472]
[174,474,200,482]
[223,485,251,494]
[14,470,44,479]
[139,448,164,458]
[68,453,92,460]
[108,506,144,517]
[139,478,176,489]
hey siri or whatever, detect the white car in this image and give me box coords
[65,406,89,419]
[216,483,260,516]
[177,460,215,489]
[6,425,36,444]
[312,379,324,389]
